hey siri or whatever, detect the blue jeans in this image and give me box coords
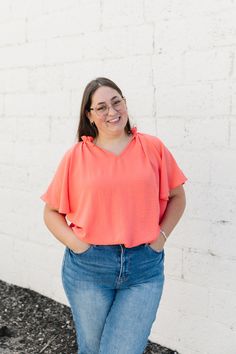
[61,243,165,354]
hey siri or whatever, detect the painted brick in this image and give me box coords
[11,190,36,216]
[209,222,236,259]
[102,0,144,28]
[0,41,46,69]
[156,83,231,117]
[183,249,236,291]
[27,2,100,41]
[50,117,77,144]
[154,16,214,53]
[231,82,236,114]
[207,184,236,223]
[184,48,232,82]
[99,56,153,90]
[211,9,236,47]
[45,35,86,64]
[0,2,11,23]
[70,90,83,118]
[153,52,184,85]
[0,95,4,115]
[42,0,77,14]
[136,118,157,135]
[28,65,64,92]
[45,25,153,64]
[144,0,173,22]
[173,150,211,184]
[5,93,38,116]
[184,182,212,220]
[208,288,236,328]
[210,150,236,188]
[15,117,50,143]
[10,0,44,19]
[184,118,229,150]
[229,118,236,148]
[233,51,236,80]
[0,165,14,189]
[26,267,60,298]
[151,309,188,353]
[0,68,28,93]
[95,25,154,59]
[164,247,182,279]
[13,239,63,275]
[0,117,16,142]
[154,9,236,54]
[156,309,236,354]
[50,275,68,305]
[63,61,104,90]
[161,279,208,317]
[0,142,15,164]
[126,85,154,118]
[144,0,234,21]
[0,211,29,241]
[5,92,71,117]
[156,118,187,148]
[167,218,212,252]
[28,219,60,248]
[0,20,26,46]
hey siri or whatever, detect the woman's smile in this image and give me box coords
[107,116,121,124]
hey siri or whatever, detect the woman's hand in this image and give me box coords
[43,204,91,254]
[149,232,166,252]
[148,185,186,252]
[69,239,91,254]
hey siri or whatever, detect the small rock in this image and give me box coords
[0,326,12,338]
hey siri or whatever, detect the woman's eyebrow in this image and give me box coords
[96,96,119,105]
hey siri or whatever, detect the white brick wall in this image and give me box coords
[0,1,235,353]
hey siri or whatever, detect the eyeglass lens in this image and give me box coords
[95,99,124,116]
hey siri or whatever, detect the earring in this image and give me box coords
[90,121,95,126]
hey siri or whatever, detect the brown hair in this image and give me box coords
[76,77,132,142]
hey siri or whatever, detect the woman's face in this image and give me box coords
[87,86,128,137]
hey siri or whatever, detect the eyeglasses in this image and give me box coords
[89,97,126,117]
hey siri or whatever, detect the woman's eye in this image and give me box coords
[113,100,121,105]
[97,106,106,111]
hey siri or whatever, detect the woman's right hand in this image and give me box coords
[68,238,91,254]
[43,204,91,254]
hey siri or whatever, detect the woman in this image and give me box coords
[41,77,187,354]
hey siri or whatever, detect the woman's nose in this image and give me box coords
[107,104,118,115]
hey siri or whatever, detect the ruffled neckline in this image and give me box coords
[81,126,137,143]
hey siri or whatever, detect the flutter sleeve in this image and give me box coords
[40,148,73,214]
[158,140,187,221]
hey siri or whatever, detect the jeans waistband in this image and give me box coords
[93,243,148,249]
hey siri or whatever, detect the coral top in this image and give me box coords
[40,127,187,248]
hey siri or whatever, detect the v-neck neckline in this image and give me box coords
[81,127,137,158]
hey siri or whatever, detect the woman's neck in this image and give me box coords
[94,131,131,147]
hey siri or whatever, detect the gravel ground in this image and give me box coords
[0,280,178,354]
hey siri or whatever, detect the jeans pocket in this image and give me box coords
[146,244,164,255]
[69,245,94,256]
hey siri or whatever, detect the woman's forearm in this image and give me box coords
[43,205,89,251]
[160,193,186,237]
[150,189,186,250]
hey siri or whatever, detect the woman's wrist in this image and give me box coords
[160,228,168,242]
[67,234,90,252]
[149,229,167,251]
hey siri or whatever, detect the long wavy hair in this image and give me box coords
[76,77,132,142]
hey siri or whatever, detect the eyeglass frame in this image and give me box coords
[89,97,126,117]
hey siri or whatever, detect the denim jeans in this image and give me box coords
[61,243,165,354]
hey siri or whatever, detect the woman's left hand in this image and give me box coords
[149,232,166,252]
